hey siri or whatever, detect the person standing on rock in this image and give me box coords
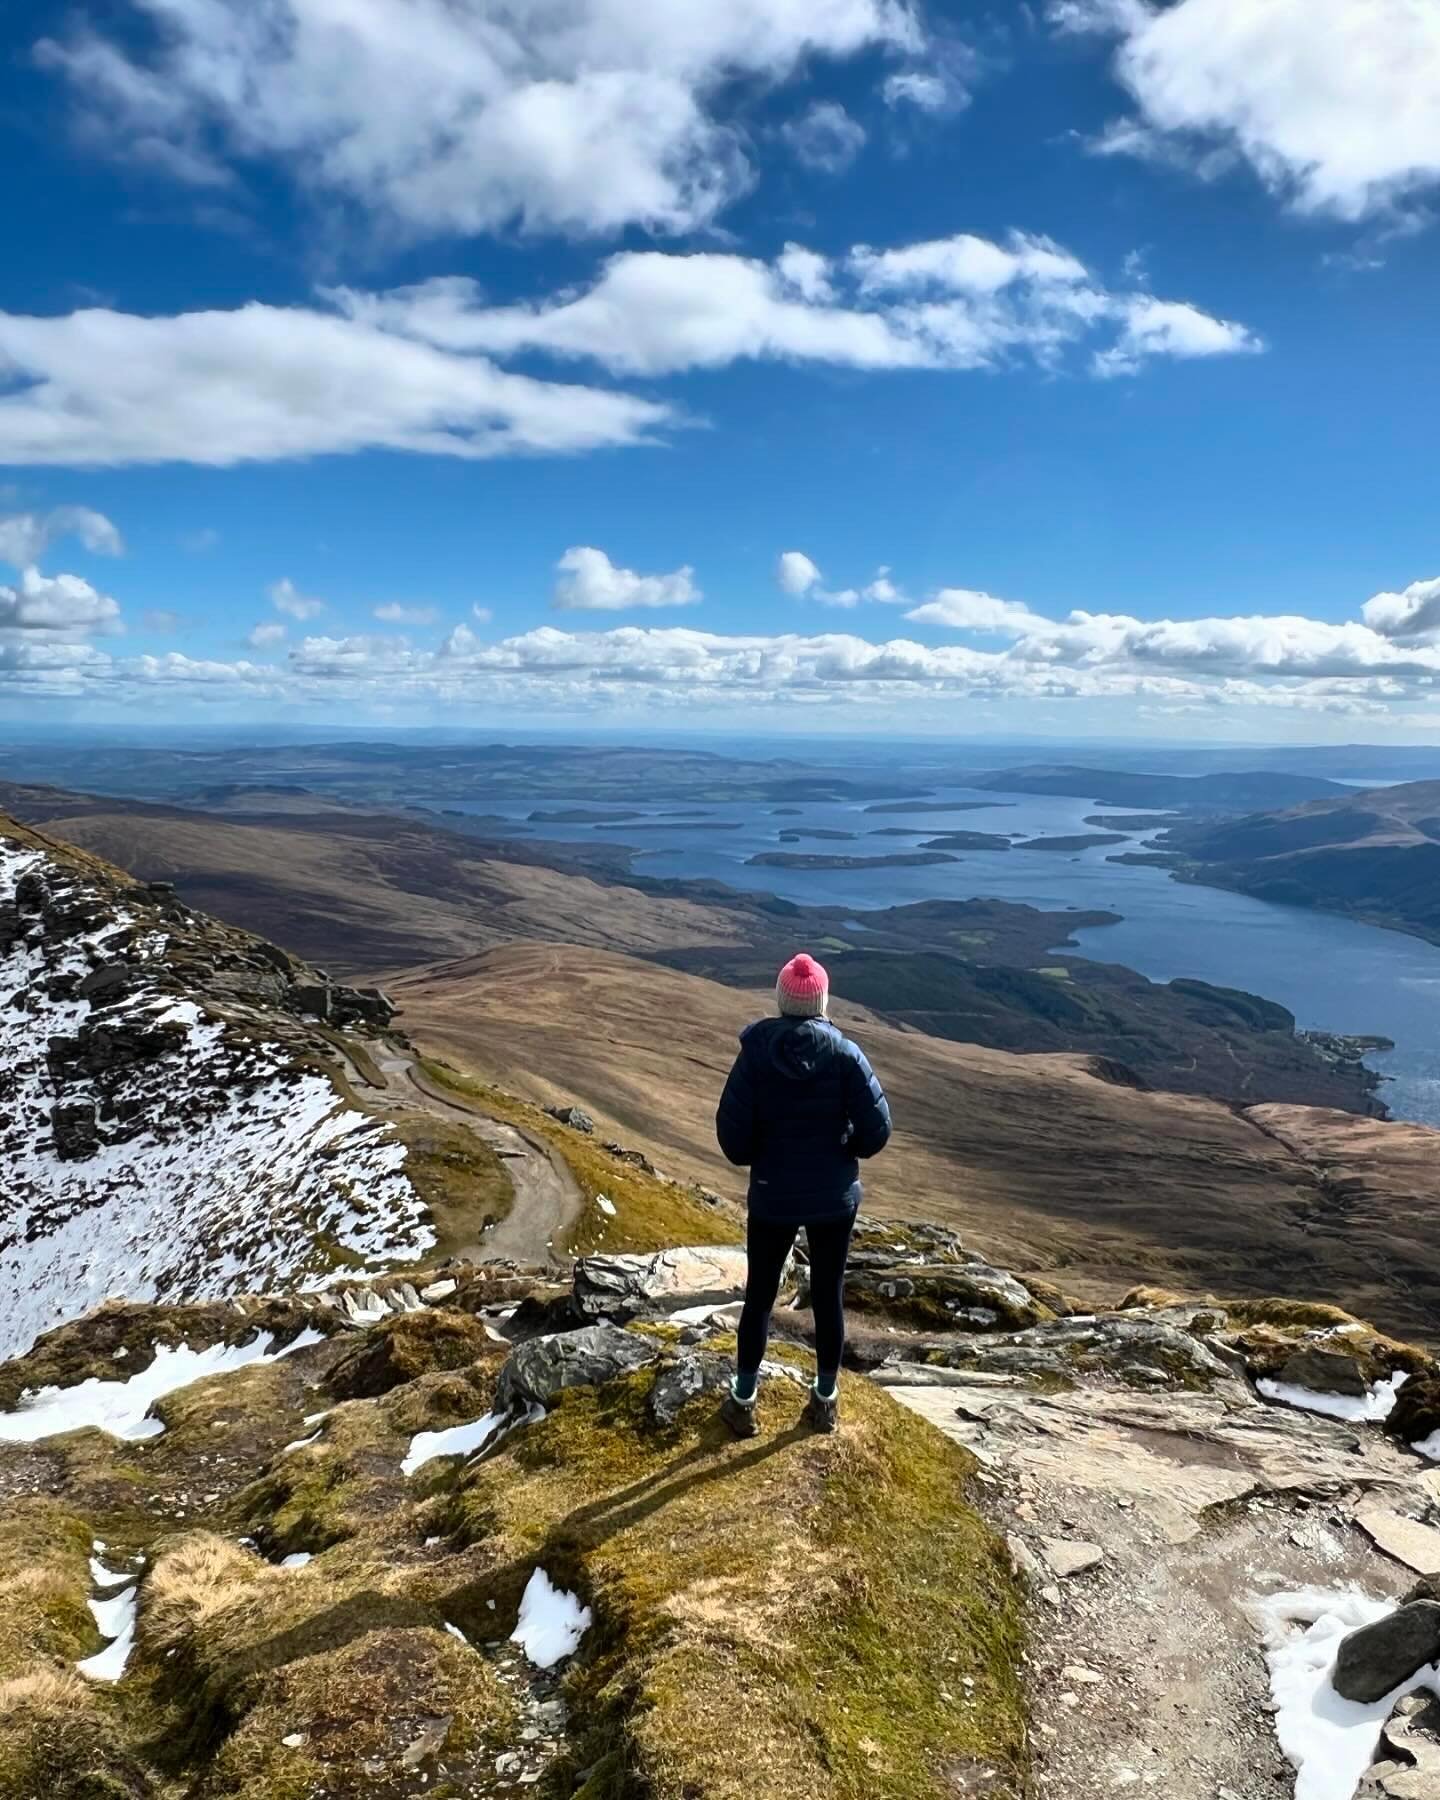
[714,951,891,1436]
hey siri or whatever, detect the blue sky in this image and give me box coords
[1,0,1438,738]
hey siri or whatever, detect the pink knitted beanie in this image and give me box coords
[776,952,830,1018]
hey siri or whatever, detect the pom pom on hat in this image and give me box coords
[776,952,830,1018]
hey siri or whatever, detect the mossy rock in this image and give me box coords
[0,1500,102,1680]
[0,1672,155,1799]
[1226,1320,1432,1388]
[1016,1275,1080,1319]
[190,1626,515,1797]
[326,1310,500,1400]
[449,1359,1029,1800]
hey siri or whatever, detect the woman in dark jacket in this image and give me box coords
[714,951,891,1435]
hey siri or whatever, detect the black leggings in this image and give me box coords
[736,1212,856,1381]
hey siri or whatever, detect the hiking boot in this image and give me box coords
[803,1387,839,1434]
[719,1392,760,1438]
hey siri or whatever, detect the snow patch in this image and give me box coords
[1415,1429,1440,1462]
[0,841,433,1360]
[596,1195,616,1217]
[280,1553,313,1570]
[511,1567,591,1669]
[0,1328,324,1444]
[77,1584,137,1683]
[1249,1587,1440,1800]
[1257,1371,1408,1424]
[401,1410,508,1477]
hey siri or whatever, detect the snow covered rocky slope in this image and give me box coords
[0,817,434,1361]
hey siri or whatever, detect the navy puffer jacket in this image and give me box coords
[715,1016,892,1223]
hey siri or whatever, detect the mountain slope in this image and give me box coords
[1162,779,1440,942]
[0,817,439,1359]
[386,941,1440,1341]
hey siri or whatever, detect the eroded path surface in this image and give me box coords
[342,1041,584,1267]
[890,1377,1432,1799]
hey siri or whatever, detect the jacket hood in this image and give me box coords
[741,1016,839,1083]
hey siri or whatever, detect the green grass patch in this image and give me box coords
[420,1059,741,1256]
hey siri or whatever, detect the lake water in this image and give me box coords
[442,787,1440,1127]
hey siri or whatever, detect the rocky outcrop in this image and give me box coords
[843,1260,1051,1333]
[571,1245,751,1322]
[495,1322,663,1408]
[899,1312,1238,1390]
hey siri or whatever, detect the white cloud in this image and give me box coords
[0,232,1259,472]
[471,603,493,624]
[1361,577,1440,643]
[1058,0,1440,224]
[0,567,122,637]
[1093,297,1261,377]
[338,231,1257,384]
[0,298,674,468]
[36,0,918,243]
[905,589,1049,634]
[11,569,1440,723]
[0,506,123,567]
[374,602,439,625]
[782,102,866,174]
[851,231,1089,294]
[141,608,182,634]
[247,621,288,648]
[777,551,823,597]
[268,578,325,620]
[883,70,950,110]
[553,546,700,611]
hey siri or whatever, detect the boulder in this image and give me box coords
[647,1351,733,1427]
[1333,1602,1440,1704]
[496,1324,662,1410]
[572,1247,751,1323]
[844,1262,1049,1333]
[1390,1371,1440,1449]
[545,1104,595,1134]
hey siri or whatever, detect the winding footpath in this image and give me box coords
[338,1040,584,1268]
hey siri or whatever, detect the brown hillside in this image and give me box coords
[387,943,1440,1340]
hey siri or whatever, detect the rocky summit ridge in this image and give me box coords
[0,816,432,1363]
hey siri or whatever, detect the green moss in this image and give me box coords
[392,1114,514,1254]
[193,1627,515,1798]
[421,1058,742,1256]
[327,1309,501,1400]
[452,1361,1028,1800]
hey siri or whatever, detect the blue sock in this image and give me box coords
[732,1369,759,1404]
[814,1373,838,1402]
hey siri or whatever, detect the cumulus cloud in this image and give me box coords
[246,621,287,648]
[780,552,908,608]
[1361,577,1440,643]
[374,602,439,625]
[553,546,700,611]
[35,0,918,243]
[0,567,122,637]
[0,299,672,468]
[336,231,1259,385]
[0,232,1259,470]
[905,589,1049,634]
[782,102,867,173]
[0,506,123,567]
[1056,0,1440,225]
[11,568,1440,722]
